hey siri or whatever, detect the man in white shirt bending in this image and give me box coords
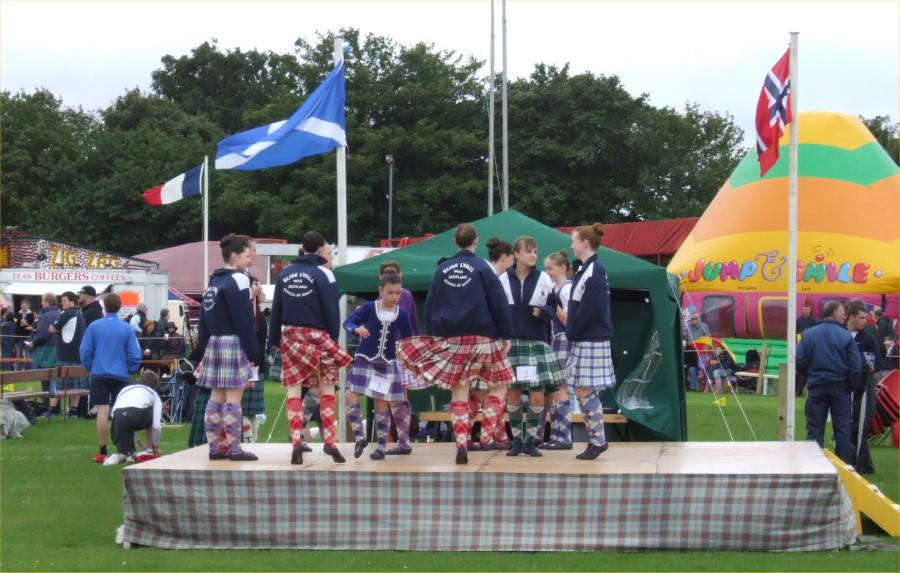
[104,370,163,465]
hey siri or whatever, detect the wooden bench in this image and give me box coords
[418,411,628,424]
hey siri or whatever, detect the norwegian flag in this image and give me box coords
[755,49,792,176]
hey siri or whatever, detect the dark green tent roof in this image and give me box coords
[334,209,666,294]
[334,209,686,441]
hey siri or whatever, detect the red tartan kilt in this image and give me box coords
[280,326,352,388]
[397,335,514,390]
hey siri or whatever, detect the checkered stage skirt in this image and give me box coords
[507,338,566,392]
[346,356,426,402]
[397,335,514,391]
[196,335,253,390]
[280,326,352,388]
[56,360,89,390]
[566,340,616,390]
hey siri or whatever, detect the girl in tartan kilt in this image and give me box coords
[463,238,515,451]
[196,234,260,462]
[567,224,616,460]
[500,237,566,457]
[398,224,515,465]
[540,251,575,450]
[343,273,418,460]
[268,232,352,465]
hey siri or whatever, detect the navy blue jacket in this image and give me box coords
[32,305,60,348]
[796,319,861,389]
[80,313,142,382]
[343,301,414,361]
[499,267,555,341]
[54,308,85,363]
[269,254,341,346]
[566,254,613,342]
[199,268,260,364]
[425,250,512,339]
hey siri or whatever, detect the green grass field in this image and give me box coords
[1,385,897,572]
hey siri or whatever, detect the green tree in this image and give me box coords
[1,89,98,238]
[861,115,899,165]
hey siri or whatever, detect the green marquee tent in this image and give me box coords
[334,209,686,441]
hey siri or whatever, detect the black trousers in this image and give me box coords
[112,406,153,455]
[850,376,877,474]
[805,382,853,463]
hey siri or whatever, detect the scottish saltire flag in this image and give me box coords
[142,164,203,206]
[755,49,792,176]
[215,60,346,171]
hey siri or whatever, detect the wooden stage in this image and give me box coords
[120,442,856,551]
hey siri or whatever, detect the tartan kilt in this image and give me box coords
[280,326,352,388]
[268,350,282,382]
[507,338,565,392]
[551,333,573,369]
[56,360,89,390]
[566,340,616,390]
[196,335,253,389]
[188,388,211,447]
[347,357,407,402]
[397,335,513,391]
[241,379,265,415]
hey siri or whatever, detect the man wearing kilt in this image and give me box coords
[196,234,260,462]
[49,291,88,418]
[343,273,417,459]
[500,237,566,457]
[542,251,575,450]
[567,224,616,460]
[269,231,352,465]
[397,223,514,465]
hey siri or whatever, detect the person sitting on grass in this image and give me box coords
[104,370,163,466]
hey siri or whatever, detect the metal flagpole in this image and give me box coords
[785,32,799,440]
[203,155,209,290]
[488,0,495,216]
[501,0,509,211]
[334,36,349,443]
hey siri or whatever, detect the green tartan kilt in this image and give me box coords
[188,387,211,447]
[241,379,265,416]
[507,338,565,392]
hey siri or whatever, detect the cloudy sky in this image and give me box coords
[2,0,898,147]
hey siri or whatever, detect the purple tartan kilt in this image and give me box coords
[346,356,425,402]
[196,335,253,390]
[566,341,616,390]
[551,333,573,369]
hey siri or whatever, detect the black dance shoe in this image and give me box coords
[455,447,468,465]
[541,441,574,451]
[505,441,523,457]
[522,441,543,457]
[323,444,346,464]
[228,450,258,462]
[354,439,368,459]
[369,449,386,460]
[575,443,609,460]
[208,452,229,460]
[385,445,412,455]
[291,445,304,465]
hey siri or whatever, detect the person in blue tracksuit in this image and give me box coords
[566,223,615,460]
[80,292,142,463]
[196,234,260,462]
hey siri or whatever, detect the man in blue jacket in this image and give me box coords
[80,293,142,463]
[796,300,861,463]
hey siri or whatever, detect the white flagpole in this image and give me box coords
[785,32,799,441]
[501,0,509,211]
[334,36,349,443]
[488,0,496,216]
[203,155,209,291]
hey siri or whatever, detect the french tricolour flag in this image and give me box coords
[142,164,203,206]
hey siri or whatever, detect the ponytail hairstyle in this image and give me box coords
[546,250,572,277]
[574,223,605,250]
[486,237,513,262]
[454,223,478,249]
[220,233,254,264]
[301,231,327,255]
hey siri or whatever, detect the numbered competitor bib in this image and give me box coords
[516,365,538,383]
[370,372,393,396]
